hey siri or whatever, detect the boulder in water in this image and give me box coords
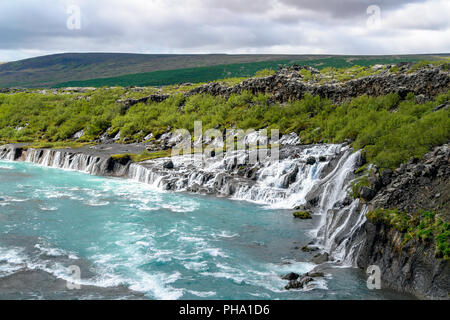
[281,272,300,281]
[293,211,312,219]
[301,245,319,252]
[306,157,316,165]
[163,160,174,170]
[282,165,299,188]
[285,276,314,290]
[312,252,329,264]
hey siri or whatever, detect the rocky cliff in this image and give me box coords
[350,144,449,299]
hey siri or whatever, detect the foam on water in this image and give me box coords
[0,148,406,299]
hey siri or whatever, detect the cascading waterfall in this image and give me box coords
[0,143,368,266]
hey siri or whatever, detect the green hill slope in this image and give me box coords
[54,56,430,88]
[0,53,447,88]
[0,53,325,88]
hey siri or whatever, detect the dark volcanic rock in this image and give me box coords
[301,245,319,253]
[306,157,316,165]
[356,222,449,299]
[282,272,300,281]
[370,144,450,215]
[352,144,450,299]
[358,186,376,202]
[282,165,299,188]
[163,160,174,170]
[285,276,314,290]
[186,66,450,104]
[312,252,329,264]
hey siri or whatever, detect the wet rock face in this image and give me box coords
[312,252,329,264]
[187,66,450,104]
[358,186,376,202]
[353,144,450,299]
[356,222,449,300]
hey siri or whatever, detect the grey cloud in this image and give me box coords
[0,0,448,61]
[279,0,426,18]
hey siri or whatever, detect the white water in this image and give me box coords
[0,143,367,266]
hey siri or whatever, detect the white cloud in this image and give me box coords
[0,0,448,61]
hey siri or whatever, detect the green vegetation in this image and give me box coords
[293,211,312,219]
[350,175,370,199]
[53,56,426,88]
[24,141,90,150]
[301,91,450,169]
[131,150,173,162]
[0,53,325,88]
[318,65,383,83]
[408,59,450,73]
[110,153,133,163]
[1,83,448,170]
[254,68,276,78]
[299,69,314,81]
[366,209,450,260]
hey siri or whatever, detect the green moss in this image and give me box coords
[24,141,90,150]
[110,153,133,162]
[293,211,312,219]
[350,175,370,199]
[366,209,450,260]
[131,150,173,162]
[354,163,369,174]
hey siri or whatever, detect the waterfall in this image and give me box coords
[0,143,368,265]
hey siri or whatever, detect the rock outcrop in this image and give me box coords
[351,144,450,299]
[187,65,450,104]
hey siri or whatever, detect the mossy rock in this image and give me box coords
[110,153,133,165]
[293,211,312,219]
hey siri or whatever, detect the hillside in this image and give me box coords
[0,53,447,88]
[0,53,321,88]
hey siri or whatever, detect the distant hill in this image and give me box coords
[0,53,447,88]
[0,53,325,88]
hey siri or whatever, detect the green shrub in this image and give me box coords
[254,68,275,77]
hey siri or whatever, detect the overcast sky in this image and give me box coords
[0,0,449,61]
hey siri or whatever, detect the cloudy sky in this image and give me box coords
[0,0,449,61]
